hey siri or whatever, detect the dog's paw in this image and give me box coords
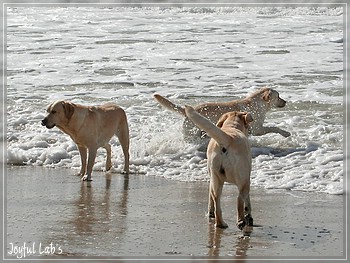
[237,215,253,230]
[208,211,215,219]
[215,220,228,228]
[281,130,291,137]
[245,214,253,226]
[81,175,93,181]
[216,222,228,229]
[237,220,246,230]
[121,170,130,175]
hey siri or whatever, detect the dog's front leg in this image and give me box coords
[77,145,87,177]
[253,126,291,137]
[81,147,97,181]
[276,127,291,137]
[267,126,291,137]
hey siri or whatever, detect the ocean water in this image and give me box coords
[6,6,344,194]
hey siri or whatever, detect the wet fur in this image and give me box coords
[154,87,290,141]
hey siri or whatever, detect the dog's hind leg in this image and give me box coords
[210,176,227,229]
[208,180,215,219]
[237,184,253,230]
[236,191,245,230]
[103,143,112,171]
[244,193,253,227]
[116,125,130,175]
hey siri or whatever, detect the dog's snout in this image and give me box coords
[41,117,55,129]
[278,98,287,107]
[41,118,48,126]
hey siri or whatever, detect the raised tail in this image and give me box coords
[184,105,231,146]
[153,94,187,116]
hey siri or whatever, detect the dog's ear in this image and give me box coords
[216,113,229,128]
[262,88,272,102]
[46,102,54,112]
[244,112,253,124]
[62,102,75,120]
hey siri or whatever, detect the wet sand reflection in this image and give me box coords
[62,173,130,254]
[207,222,252,258]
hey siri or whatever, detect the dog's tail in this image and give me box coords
[153,94,186,116]
[184,105,231,146]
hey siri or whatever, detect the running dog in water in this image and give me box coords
[42,101,130,181]
[154,87,290,141]
[185,106,253,230]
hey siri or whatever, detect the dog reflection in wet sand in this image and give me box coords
[42,100,130,181]
[185,106,253,230]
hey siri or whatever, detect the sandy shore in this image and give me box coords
[5,166,346,261]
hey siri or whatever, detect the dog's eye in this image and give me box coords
[51,110,56,114]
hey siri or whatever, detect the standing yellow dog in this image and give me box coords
[185,106,253,230]
[42,101,130,181]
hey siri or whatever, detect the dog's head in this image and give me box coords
[260,87,287,108]
[216,111,253,135]
[41,100,75,129]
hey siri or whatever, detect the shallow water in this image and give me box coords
[6,166,344,258]
[6,6,344,194]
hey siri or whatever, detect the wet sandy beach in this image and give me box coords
[5,166,345,261]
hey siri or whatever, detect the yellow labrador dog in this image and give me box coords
[42,101,130,181]
[154,87,290,141]
[185,105,253,230]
